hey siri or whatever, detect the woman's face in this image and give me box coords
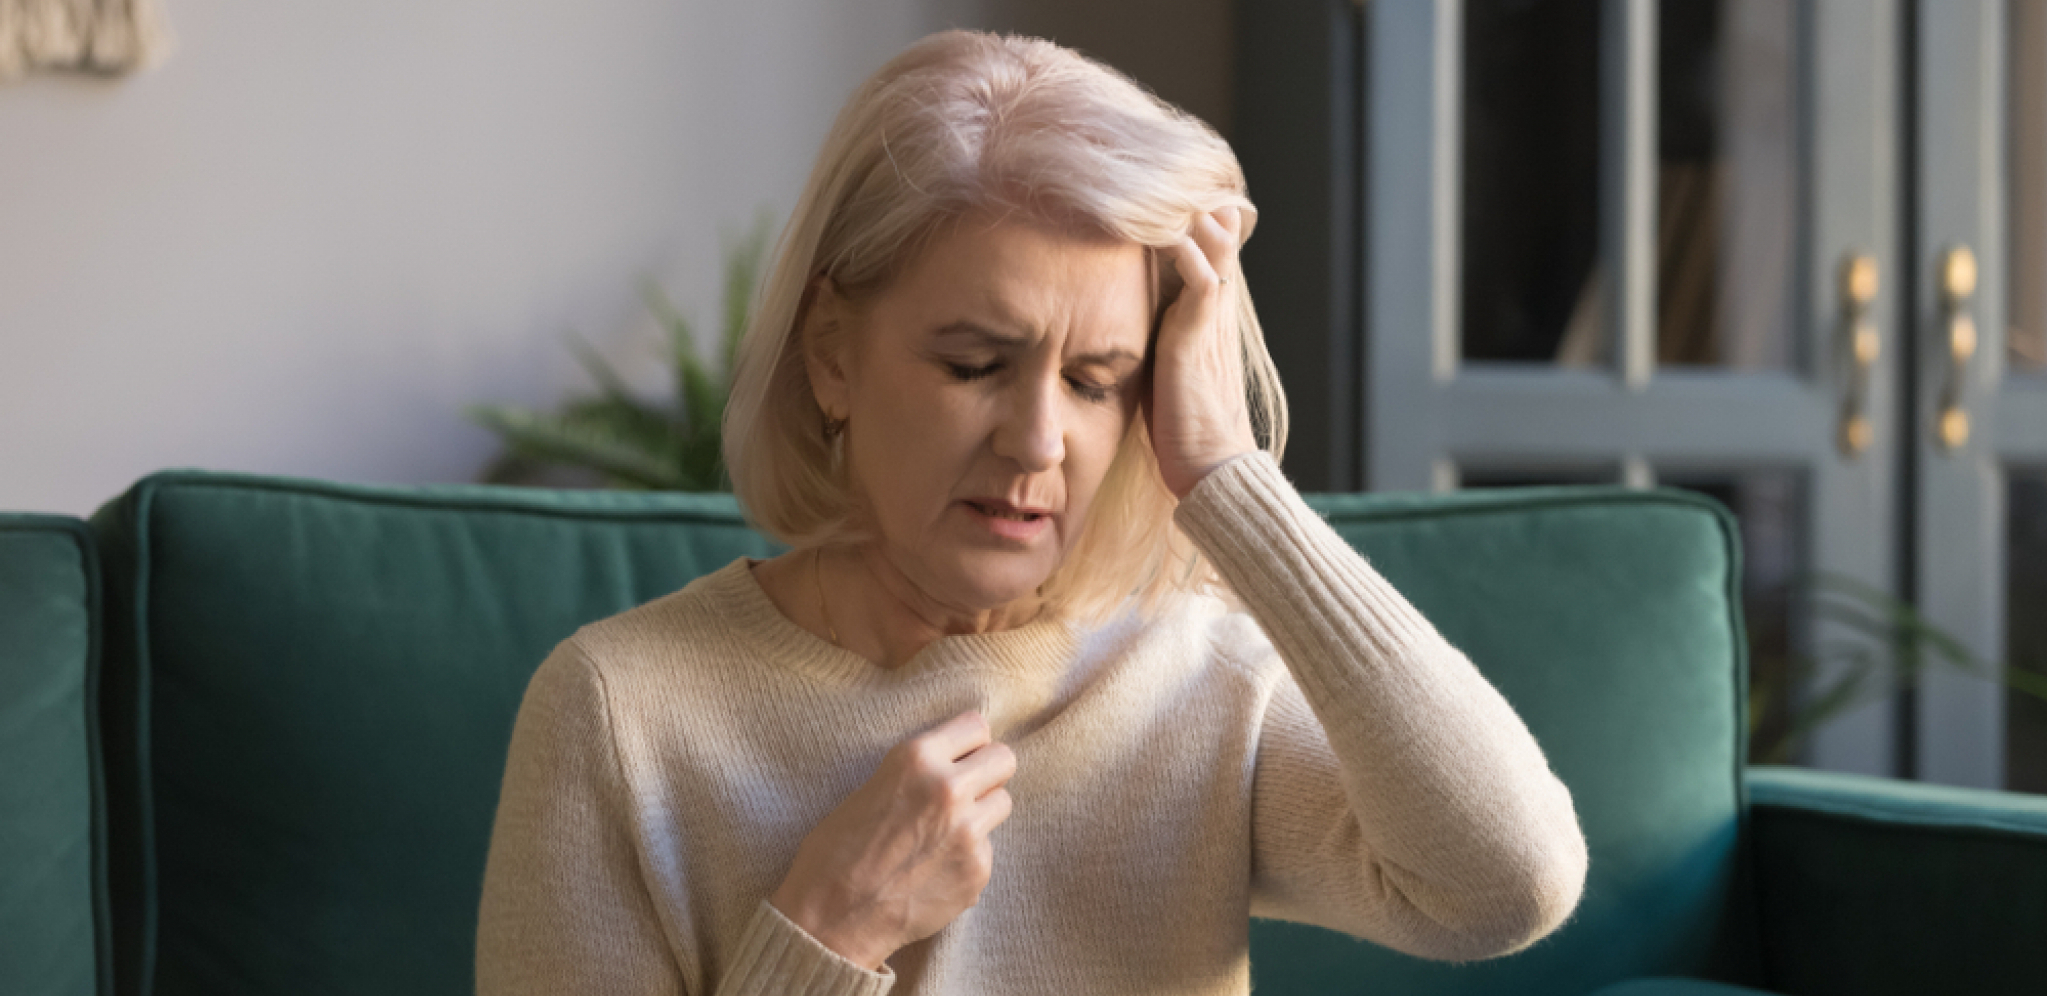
[807,215,1153,615]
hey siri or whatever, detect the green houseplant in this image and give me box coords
[469,217,772,491]
[1749,572,2047,764]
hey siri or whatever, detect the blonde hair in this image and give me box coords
[723,29,1288,624]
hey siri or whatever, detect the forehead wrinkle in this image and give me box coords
[910,217,1150,359]
[933,320,1142,368]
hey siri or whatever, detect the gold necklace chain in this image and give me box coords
[813,546,842,648]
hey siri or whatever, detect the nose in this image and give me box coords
[993,370,1065,472]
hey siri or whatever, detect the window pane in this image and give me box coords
[1459,1,1799,369]
[2011,0,2047,372]
[1656,0,1799,370]
[2007,471,2047,793]
[1461,0,1602,364]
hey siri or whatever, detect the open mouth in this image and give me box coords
[964,500,1045,522]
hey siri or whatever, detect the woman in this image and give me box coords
[477,30,1587,995]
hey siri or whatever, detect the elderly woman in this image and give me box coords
[476,29,1587,996]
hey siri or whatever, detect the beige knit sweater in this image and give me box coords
[475,451,1588,995]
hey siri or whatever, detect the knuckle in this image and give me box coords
[949,820,982,851]
[887,737,924,766]
[981,745,1015,781]
[905,740,947,775]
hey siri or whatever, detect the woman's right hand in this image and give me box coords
[768,709,1016,971]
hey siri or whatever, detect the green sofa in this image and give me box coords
[5,470,2046,996]
[1,515,109,996]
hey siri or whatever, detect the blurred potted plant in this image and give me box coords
[469,216,772,491]
[1750,572,2047,765]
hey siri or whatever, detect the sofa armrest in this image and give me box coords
[1747,764,2047,996]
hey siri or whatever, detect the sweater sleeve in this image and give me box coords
[476,641,896,996]
[476,640,692,995]
[1172,451,1589,962]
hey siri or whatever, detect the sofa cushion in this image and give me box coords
[91,473,780,996]
[0,515,107,996]
[1250,488,1763,995]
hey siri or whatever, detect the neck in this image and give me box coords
[827,544,1047,668]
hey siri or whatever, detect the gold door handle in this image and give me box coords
[1839,253,1879,456]
[1937,245,1976,450]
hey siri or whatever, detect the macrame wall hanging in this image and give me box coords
[0,0,169,81]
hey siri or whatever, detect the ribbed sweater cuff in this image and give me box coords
[719,901,895,996]
[1173,450,1438,674]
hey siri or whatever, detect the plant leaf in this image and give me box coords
[2005,663,2047,705]
[473,214,774,493]
[468,404,688,490]
[565,332,642,405]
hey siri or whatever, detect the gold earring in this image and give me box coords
[822,410,847,441]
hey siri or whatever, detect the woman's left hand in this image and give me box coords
[1146,206,1260,500]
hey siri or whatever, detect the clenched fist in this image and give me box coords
[769,710,1016,970]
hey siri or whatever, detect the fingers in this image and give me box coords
[917,708,992,763]
[1164,236,1217,301]
[1159,237,1221,353]
[1234,203,1259,244]
[953,739,1016,800]
[970,786,1014,837]
[1190,206,1242,284]
[1160,207,1244,329]
[901,710,1014,834]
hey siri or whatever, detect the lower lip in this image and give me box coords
[961,501,1052,542]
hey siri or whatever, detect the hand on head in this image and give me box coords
[1145,206,1261,500]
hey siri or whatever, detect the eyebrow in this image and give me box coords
[932,320,1145,367]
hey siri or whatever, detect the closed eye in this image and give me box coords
[946,361,1002,382]
[944,361,1118,404]
[1067,378,1115,404]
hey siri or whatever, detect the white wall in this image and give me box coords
[0,0,945,514]
[0,0,1230,515]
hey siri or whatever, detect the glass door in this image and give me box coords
[2007,0,2047,793]
[1365,0,1906,774]
[1912,0,2047,789]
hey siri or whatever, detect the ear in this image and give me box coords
[800,274,854,422]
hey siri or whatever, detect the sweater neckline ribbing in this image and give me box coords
[703,557,1084,686]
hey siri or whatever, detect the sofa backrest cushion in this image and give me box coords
[91,474,780,996]
[0,515,107,996]
[1251,488,1762,995]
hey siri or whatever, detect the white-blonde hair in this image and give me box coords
[723,29,1288,624]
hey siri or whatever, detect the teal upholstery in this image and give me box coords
[91,473,781,996]
[1248,490,1762,996]
[0,515,108,996]
[1749,765,2047,995]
